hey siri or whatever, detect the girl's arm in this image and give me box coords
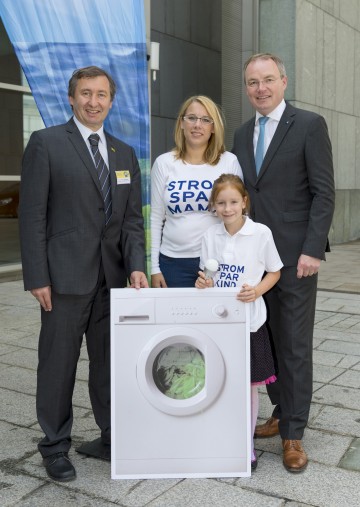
[236,270,280,303]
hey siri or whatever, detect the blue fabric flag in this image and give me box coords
[0,0,150,268]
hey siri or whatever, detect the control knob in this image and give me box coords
[213,305,228,318]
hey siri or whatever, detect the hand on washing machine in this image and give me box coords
[195,271,214,289]
[129,271,149,289]
[236,283,258,302]
[151,272,168,288]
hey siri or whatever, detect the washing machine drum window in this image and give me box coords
[152,344,205,400]
[137,328,225,416]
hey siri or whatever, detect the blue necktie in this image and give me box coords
[255,116,269,175]
[88,134,112,224]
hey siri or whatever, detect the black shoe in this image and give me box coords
[43,452,76,482]
[76,437,111,461]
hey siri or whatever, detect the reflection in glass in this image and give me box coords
[153,343,205,399]
[23,94,45,149]
[0,182,19,218]
[0,21,44,267]
[0,181,21,264]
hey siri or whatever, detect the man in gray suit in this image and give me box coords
[19,66,148,481]
[232,53,335,472]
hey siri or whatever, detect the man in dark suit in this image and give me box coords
[232,53,335,472]
[19,66,148,481]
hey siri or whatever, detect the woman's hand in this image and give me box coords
[151,272,168,288]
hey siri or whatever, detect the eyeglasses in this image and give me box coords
[246,77,281,88]
[182,115,214,125]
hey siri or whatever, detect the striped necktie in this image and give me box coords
[255,116,269,175]
[88,134,112,224]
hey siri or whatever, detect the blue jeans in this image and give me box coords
[159,253,200,288]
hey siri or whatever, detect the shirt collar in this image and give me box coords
[217,216,255,236]
[73,116,106,145]
[255,99,286,124]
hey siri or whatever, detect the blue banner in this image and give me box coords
[0,0,150,268]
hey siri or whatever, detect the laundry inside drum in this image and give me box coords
[152,343,205,399]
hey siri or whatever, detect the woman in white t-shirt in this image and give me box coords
[151,95,243,288]
[195,173,283,470]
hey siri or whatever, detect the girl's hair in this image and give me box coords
[209,173,251,215]
[173,95,225,165]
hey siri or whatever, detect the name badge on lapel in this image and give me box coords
[115,171,131,185]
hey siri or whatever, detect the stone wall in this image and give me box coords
[259,0,360,243]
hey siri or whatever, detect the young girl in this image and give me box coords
[195,173,283,470]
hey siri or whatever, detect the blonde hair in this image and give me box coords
[209,174,251,215]
[173,95,225,165]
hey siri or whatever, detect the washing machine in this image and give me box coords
[111,287,251,479]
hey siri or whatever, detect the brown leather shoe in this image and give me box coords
[282,439,308,473]
[254,417,279,438]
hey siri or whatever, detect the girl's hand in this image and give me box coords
[236,283,258,302]
[195,271,214,289]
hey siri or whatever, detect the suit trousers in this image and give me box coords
[36,266,110,457]
[264,266,317,440]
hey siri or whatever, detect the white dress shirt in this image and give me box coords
[253,99,286,158]
[73,116,109,167]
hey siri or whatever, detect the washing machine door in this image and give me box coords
[137,327,225,416]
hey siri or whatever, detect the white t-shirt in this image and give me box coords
[150,151,243,274]
[200,217,283,331]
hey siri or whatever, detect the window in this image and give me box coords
[0,18,44,268]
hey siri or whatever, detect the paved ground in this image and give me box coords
[1,240,360,506]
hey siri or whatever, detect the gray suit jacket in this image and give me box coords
[232,103,335,266]
[19,118,146,294]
